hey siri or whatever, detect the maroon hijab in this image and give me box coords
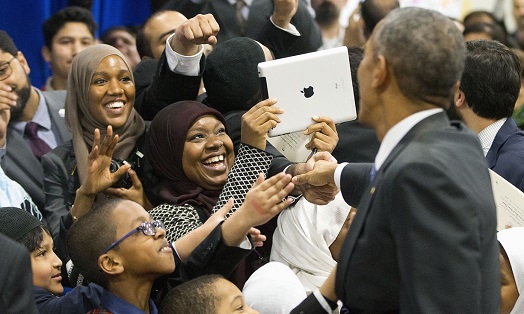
[146,101,229,216]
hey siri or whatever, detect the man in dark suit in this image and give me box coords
[161,0,322,58]
[0,31,71,212]
[291,7,499,313]
[449,39,524,192]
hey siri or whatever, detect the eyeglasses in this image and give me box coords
[0,57,17,81]
[103,220,165,253]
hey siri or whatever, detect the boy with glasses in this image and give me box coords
[66,171,294,313]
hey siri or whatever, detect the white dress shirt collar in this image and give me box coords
[374,108,443,171]
[478,118,506,157]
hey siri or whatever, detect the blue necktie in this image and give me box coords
[370,164,377,181]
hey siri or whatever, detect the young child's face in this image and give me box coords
[30,231,63,295]
[214,278,259,314]
[110,200,175,276]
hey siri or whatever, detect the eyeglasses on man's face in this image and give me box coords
[0,56,17,81]
[103,220,165,253]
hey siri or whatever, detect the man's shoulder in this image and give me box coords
[41,90,66,106]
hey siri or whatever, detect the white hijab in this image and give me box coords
[498,227,524,314]
[271,192,351,293]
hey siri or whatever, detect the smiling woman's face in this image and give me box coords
[182,115,234,190]
[87,55,134,128]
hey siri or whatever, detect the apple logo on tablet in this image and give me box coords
[301,86,314,98]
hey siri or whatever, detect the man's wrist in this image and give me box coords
[271,14,291,29]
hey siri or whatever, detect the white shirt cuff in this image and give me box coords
[165,33,204,76]
[313,289,335,313]
[334,162,348,189]
[270,15,301,36]
[239,236,253,250]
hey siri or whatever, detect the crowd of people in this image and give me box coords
[0,0,523,313]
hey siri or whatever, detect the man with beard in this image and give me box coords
[0,30,71,213]
[449,39,524,192]
[312,0,347,49]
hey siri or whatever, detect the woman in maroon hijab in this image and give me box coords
[146,100,281,243]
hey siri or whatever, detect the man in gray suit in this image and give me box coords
[291,7,499,313]
[0,31,71,213]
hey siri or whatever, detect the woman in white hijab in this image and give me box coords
[498,227,524,314]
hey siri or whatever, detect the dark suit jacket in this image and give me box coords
[1,90,70,212]
[292,112,499,313]
[162,0,322,58]
[0,234,38,314]
[331,120,380,163]
[133,53,205,121]
[486,117,524,191]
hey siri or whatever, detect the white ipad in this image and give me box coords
[258,46,357,137]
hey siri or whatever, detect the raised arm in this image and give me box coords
[174,173,294,260]
[135,14,220,120]
[257,0,322,58]
[70,126,131,220]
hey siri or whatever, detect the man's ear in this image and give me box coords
[98,253,124,276]
[454,82,467,109]
[373,55,388,89]
[16,51,30,75]
[41,46,51,63]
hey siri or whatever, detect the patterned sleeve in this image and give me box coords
[149,203,203,243]
[213,143,273,218]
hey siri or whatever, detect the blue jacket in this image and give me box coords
[486,118,524,191]
[34,283,103,314]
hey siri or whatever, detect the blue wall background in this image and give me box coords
[0,0,151,88]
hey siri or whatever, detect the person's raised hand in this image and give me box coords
[78,126,130,197]
[272,0,298,29]
[171,14,220,56]
[343,5,366,48]
[241,98,283,150]
[304,116,338,153]
[239,172,294,227]
[106,167,152,210]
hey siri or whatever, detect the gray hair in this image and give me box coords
[373,7,466,108]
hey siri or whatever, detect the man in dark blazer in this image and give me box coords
[0,31,71,213]
[161,0,322,58]
[450,39,524,192]
[291,8,499,313]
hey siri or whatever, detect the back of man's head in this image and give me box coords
[373,7,466,108]
[463,22,509,46]
[361,0,399,39]
[460,40,520,119]
[66,199,121,289]
[42,6,97,49]
[159,274,223,314]
[0,30,18,56]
